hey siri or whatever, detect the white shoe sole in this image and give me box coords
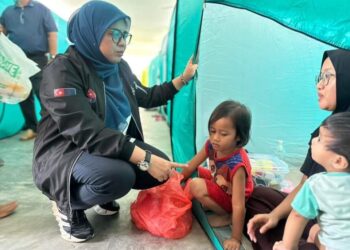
[94,205,119,216]
[60,229,94,243]
[51,202,94,242]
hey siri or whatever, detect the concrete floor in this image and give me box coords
[0,108,214,250]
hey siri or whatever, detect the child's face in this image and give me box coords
[311,126,343,172]
[209,117,239,155]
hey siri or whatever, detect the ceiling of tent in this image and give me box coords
[38,0,176,76]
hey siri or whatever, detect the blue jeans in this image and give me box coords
[70,140,169,210]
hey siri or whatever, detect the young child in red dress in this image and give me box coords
[182,100,254,250]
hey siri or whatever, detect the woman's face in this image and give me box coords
[99,19,131,64]
[316,57,337,111]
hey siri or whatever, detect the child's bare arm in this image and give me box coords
[181,146,207,180]
[229,167,246,245]
[274,209,309,250]
[307,223,320,244]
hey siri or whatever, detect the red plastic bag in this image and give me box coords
[130,171,193,239]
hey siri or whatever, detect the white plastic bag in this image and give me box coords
[0,33,40,104]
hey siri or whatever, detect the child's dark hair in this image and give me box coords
[208,100,251,147]
[321,112,350,163]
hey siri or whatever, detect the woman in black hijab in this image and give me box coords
[246,49,350,250]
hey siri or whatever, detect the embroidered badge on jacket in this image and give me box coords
[54,88,77,97]
[87,88,97,103]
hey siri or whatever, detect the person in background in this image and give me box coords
[0,0,57,140]
[182,100,254,250]
[32,1,197,243]
[273,112,350,250]
[246,49,350,250]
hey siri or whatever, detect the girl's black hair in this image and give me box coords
[208,100,251,147]
[321,112,350,163]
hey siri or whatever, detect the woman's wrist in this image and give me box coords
[172,75,186,90]
[46,53,56,61]
[180,73,189,86]
[172,72,194,90]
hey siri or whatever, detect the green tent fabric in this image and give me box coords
[170,0,203,163]
[161,1,349,249]
[148,56,162,87]
[195,3,333,169]
[147,34,172,121]
[0,1,69,139]
[207,0,350,49]
[167,0,350,165]
[164,11,176,124]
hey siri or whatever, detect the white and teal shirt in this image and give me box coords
[292,172,350,250]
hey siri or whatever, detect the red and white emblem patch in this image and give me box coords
[54,88,77,97]
[87,88,96,103]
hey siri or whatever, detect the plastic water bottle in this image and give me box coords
[275,140,286,160]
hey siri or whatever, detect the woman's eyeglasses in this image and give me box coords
[315,72,336,87]
[108,29,132,45]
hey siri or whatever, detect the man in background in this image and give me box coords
[0,0,57,140]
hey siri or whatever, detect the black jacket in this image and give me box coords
[33,46,178,213]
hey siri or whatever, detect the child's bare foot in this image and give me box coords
[208,214,231,227]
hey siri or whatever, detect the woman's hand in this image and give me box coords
[172,56,198,90]
[182,56,198,82]
[223,238,241,250]
[247,213,279,243]
[148,154,188,182]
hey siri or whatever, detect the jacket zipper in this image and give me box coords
[134,82,147,94]
[130,82,144,140]
[102,81,107,110]
[131,114,144,141]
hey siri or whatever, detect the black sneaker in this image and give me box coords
[94,200,120,216]
[52,202,94,242]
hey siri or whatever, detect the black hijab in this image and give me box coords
[301,49,350,176]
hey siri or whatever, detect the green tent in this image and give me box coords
[161,0,349,169]
[150,1,349,248]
